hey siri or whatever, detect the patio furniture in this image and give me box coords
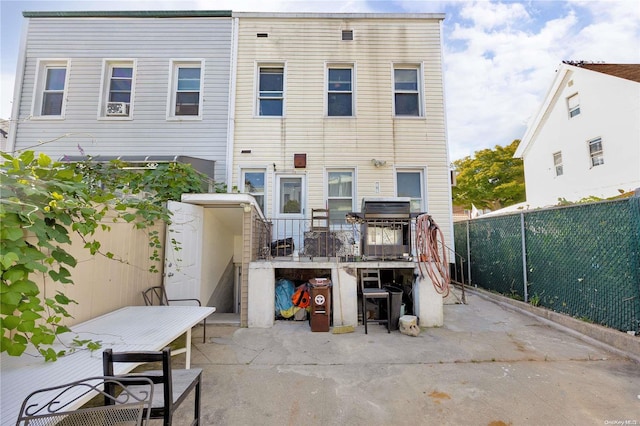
[103,347,202,426]
[15,376,153,426]
[360,268,391,334]
[142,286,208,343]
[1,306,214,426]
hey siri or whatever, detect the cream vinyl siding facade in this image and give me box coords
[11,12,232,183]
[232,13,453,248]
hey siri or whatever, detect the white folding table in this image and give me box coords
[1,305,214,426]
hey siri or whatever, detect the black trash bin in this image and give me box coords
[384,285,403,331]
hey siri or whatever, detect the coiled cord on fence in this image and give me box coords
[415,214,450,296]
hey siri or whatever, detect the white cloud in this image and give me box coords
[443,1,639,161]
[566,0,640,63]
[458,1,530,30]
[2,0,638,159]
[1,73,15,119]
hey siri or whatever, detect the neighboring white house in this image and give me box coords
[515,62,640,207]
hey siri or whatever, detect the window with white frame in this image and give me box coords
[567,93,580,118]
[553,151,563,176]
[242,169,266,213]
[327,67,353,116]
[588,138,604,167]
[169,61,203,117]
[277,176,303,215]
[394,67,421,116]
[327,169,354,225]
[34,61,68,117]
[258,66,284,116]
[396,170,424,212]
[102,61,134,117]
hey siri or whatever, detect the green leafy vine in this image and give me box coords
[1,150,216,361]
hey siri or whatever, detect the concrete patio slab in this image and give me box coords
[167,292,639,426]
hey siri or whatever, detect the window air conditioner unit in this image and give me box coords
[106,102,128,116]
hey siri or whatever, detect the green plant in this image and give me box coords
[529,293,541,307]
[283,199,301,213]
[1,151,212,360]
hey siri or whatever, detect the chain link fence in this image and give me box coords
[454,197,640,333]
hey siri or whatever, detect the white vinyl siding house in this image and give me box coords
[231,13,453,249]
[10,11,233,184]
[515,62,640,207]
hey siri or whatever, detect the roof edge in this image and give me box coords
[23,10,232,18]
[232,12,445,19]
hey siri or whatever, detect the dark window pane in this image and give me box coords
[328,69,351,91]
[109,92,131,103]
[397,172,421,198]
[245,172,265,213]
[176,104,199,116]
[253,195,265,213]
[178,67,201,79]
[260,99,283,116]
[260,70,283,91]
[328,93,352,116]
[328,199,352,223]
[395,94,419,116]
[177,79,201,91]
[394,69,417,91]
[110,80,132,91]
[176,92,199,116]
[112,67,132,78]
[244,172,265,193]
[328,171,353,197]
[45,69,66,90]
[280,178,302,214]
[42,93,63,115]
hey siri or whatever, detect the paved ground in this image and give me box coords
[167,291,639,426]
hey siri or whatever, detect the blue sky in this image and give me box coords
[1,0,638,161]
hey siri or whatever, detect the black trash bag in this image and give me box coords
[271,238,294,256]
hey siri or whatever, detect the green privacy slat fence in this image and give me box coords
[454,197,640,333]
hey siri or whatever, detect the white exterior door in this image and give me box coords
[164,200,204,301]
[274,175,306,251]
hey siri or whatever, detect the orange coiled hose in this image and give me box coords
[415,214,450,296]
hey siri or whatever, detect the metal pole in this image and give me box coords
[520,212,529,303]
[466,220,472,287]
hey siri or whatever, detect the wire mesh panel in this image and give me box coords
[468,214,524,298]
[454,197,640,333]
[453,221,469,283]
[525,198,640,332]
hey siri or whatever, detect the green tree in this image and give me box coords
[0,151,212,360]
[452,140,525,210]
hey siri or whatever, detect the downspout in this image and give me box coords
[8,17,30,153]
[225,16,239,192]
[438,16,455,257]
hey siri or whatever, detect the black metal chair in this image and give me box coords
[360,268,391,334]
[103,347,202,426]
[142,285,207,343]
[16,376,153,426]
